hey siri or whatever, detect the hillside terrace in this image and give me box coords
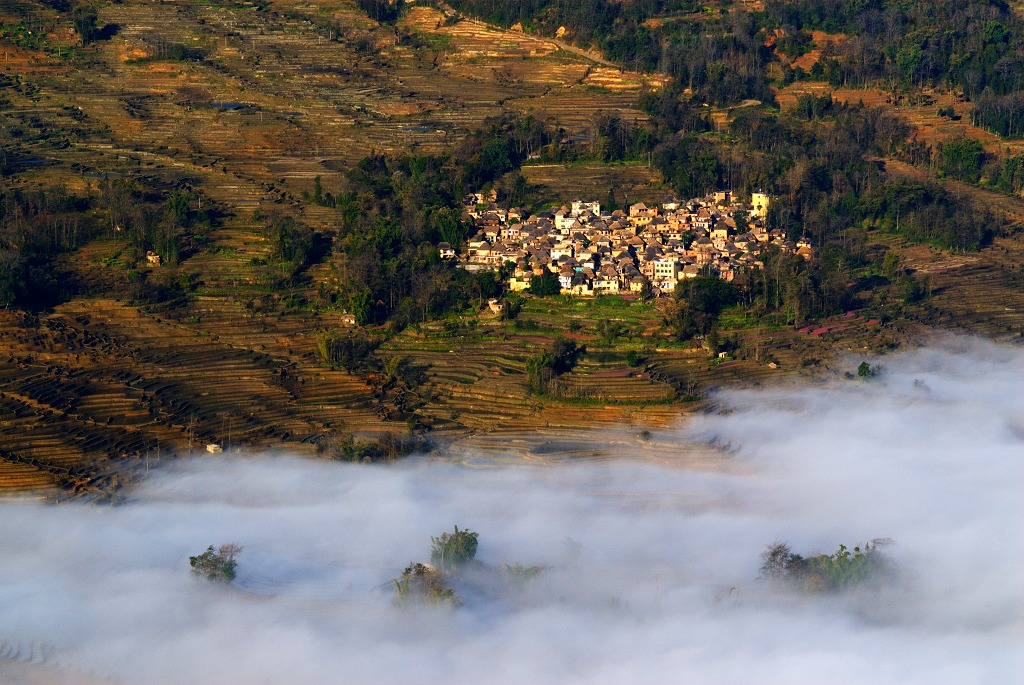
[453,191,809,296]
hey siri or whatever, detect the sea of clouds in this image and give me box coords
[0,335,1021,684]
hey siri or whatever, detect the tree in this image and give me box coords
[316,329,379,372]
[669,275,738,340]
[189,543,242,583]
[759,539,893,593]
[479,138,513,180]
[759,541,804,580]
[597,319,623,345]
[0,250,26,309]
[73,5,99,45]
[528,270,561,297]
[165,190,192,227]
[349,288,373,326]
[654,137,721,199]
[526,337,582,394]
[393,526,478,607]
[357,0,405,24]
[937,137,986,183]
[506,174,528,206]
[903,275,930,304]
[881,251,901,280]
[430,525,479,570]
[857,361,874,378]
[312,175,324,205]
[605,186,618,213]
[432,207,467,247]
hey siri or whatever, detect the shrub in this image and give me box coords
[316,431,427,462]
[513,317,539,331]
[393,562,462,607]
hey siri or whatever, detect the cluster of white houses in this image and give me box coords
[443,191,811,297]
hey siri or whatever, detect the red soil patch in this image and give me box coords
[767,30,847,72]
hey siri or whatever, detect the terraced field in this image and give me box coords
[380,323,697,463]
[869,161,1024,341]
[777,81,1024,160]
[0,0,681,497]
[522,161,664,207]
[0,295,389,499]
[0,0,668,282]
[3,0,1023,501]
[902,234,1024,342]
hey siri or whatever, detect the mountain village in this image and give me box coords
[448,191,811,297]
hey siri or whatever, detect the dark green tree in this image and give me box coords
[937,138,986,183]
[528,271,561,297]
[72,5,99,45]
[430,526,479,569]
[670,275,738,340]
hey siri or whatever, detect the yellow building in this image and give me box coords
[751,192,770,219]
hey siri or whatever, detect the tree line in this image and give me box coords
[640,90,1002,333]
[446,0,775,105]
[0,186,92,308]
[0,178,221,310]
[327,117,551,327]
[446,0,1024,141]
[764,0,1024,97]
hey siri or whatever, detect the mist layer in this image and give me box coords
[0,337,1021,684]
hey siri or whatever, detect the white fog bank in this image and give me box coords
[0,336,1021,684]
